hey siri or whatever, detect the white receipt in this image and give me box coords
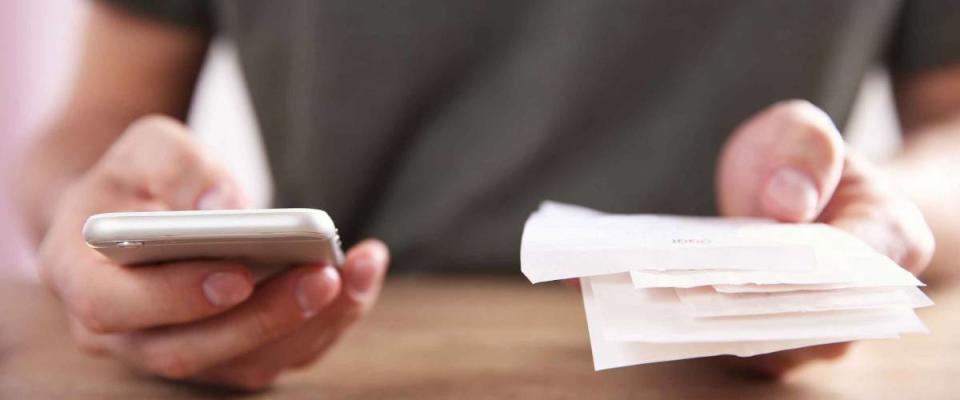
[521,201,932,370]
[629,251,921,289]
[676,285,933,317]
[523,213,823,283]
[519,202,900,284]
[580,278,891,370]
[712,283,857,293]
[589,274,926,343]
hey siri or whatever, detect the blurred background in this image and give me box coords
[0,0,900,280]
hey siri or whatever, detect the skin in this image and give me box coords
[16,4,390,390]
[13,1,960,389]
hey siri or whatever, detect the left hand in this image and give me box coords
[713,100,935,377]
[36,116,391,390]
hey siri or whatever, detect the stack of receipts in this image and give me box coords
[520,202,932,370]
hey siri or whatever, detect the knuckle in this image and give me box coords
[165,137,204,167]
[130,143,211,203]
[74,334,107,355]
[96,116,194,190]
[69,292,110,334]
[148,163,192,196]
[775,100,838,138]
[69,321,107,355]
[880,199,936,274]
[88,157,131,193]
[768,100,844,169]
[115,115,184,155]
[249,308,289,343]
[901,221,936,275]
[35,258,58,292]
[152,143,205,185]
[291,353,323,369]
[139,344,201,380]
[60,267,119,334]
[125,115,187,139]
[772,99,816,119]
[121,115,199,162]
[223,368,278,391]
[774,99,824,125]
[337,302,368,326]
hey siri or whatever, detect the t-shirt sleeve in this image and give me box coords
[888,0,960,74]
[97,0,214,31]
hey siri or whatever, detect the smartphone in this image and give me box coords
[83,208,345,269]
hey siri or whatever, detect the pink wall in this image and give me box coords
[0,0,87,280]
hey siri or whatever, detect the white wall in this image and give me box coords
[0,0,87,280]
[188,39,273,209]
[845,67,902,159]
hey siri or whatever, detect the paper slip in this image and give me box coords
[712,283,856,293]
[581,279,893,370]
[522,214,814,283]
[589,274,927,343]
[629,251,922,289]
[676,285,933,317]
[520,201,932,370]
[521,203,891,284]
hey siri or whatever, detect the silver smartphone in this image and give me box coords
[83,209,345,269]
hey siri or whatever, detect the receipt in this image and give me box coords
[676,285,933,317]
[629,251,921,289]
[521,201,932,370]
[589,274,926,343]
[581,278,894,370]
[520,202,899,284]
[523,212,820,283]
[712,283,857,293]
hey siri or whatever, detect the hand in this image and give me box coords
[713,100,935,377]
[37,115,390,390]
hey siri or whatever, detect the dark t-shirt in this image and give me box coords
[102,0,960,273]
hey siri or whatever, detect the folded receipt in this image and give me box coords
[520,201,931,370]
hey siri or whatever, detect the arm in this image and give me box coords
[884,65,960,283]
[15,3,389,390]
[14,1,208,240]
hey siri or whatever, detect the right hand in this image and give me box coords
[713,100,933,377]
[37,115,389,390]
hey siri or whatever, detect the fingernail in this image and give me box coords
[347,258,379,298]
[203,272,252,307]
[765,168,819,221]
[197,184,231,210]
[296,266,340,318]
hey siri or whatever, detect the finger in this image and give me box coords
[189,318,341,391]
[716,100,845,222]
[821,154,935,274]
[198,176,250,210]
[104,264,341,380]
[562,278,581,291]
[722,342,852,379]
[55,258,255,333]
[830,211,934,275]
[93,115,244,210]
[189,240,390,389]
[337,239,390,311]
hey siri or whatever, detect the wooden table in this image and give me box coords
[1,274,958,399]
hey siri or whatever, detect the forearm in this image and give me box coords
[12,1,209,240]
[14,113,132,241]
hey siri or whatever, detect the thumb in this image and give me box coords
[96,115,249,211]
[196,178,249,210]
[716,100,845,222]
